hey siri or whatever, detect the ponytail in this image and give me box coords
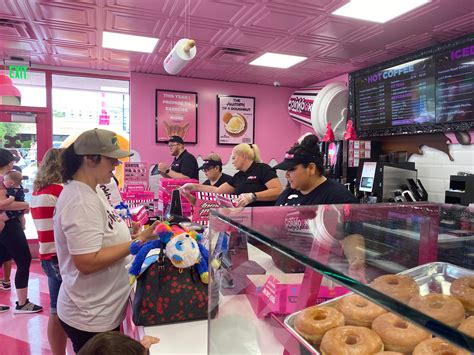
[289,134,324,175]
[234,143,262,163]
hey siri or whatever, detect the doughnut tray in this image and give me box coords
[282,262,473,354]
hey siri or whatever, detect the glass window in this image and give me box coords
[0,69,46,107]
[52,75,130,146]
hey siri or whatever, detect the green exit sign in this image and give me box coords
[9,65,28,79]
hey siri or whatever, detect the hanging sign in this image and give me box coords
[288,90,319,127]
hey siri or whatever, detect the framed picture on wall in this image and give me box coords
[217,95,255,145]
[155,89,198,144]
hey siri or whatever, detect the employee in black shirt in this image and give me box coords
[182,143,282,207]
[158,136,199,180]
[272,134,366,282]
[274,134,356,206]
[200,153,232,187]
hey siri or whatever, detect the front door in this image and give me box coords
[0,109,49,240]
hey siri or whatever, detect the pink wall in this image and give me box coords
[130,72,301,164]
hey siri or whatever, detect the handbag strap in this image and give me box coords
[156,244,166,289]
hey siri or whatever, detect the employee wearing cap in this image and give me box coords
[200,153,232,187]
[54,128,158,353]
[158,135,199,180]
[182,143,282,207]
[274,134,356,206]
[272,134,365,282]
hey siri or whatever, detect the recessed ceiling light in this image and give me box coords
[102,31,159,53]
[332,0,431,23]
[249,53,307,69]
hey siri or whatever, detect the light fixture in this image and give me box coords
[102,31,159,53]
[249,53,307,69]
[332,0,431,23]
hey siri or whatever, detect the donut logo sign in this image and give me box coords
[288,90,319,127]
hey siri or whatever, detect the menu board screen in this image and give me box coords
[355,58,436,130]
[350,35,474,136]
[436,44,474,123]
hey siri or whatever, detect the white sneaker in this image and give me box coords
[14,299,42,314]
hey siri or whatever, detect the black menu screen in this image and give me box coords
[352,36,474,134]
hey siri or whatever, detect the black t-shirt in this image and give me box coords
[275,178,357,206]
[203,173,232,187]
[228,162,278,207]
[171,150,199,180]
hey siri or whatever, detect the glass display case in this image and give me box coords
[207,203,473,354]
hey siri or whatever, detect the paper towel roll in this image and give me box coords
[163,38,197,75]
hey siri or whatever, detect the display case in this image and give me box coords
[207,203,473,354]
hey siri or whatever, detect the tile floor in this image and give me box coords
[0,260,66,355]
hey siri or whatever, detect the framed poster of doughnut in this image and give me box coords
[217,95,255,145]
[155,89,198,144]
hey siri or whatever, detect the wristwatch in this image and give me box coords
[251,192,257,202]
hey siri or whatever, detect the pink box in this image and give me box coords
[246,274,349,318]
[130,205,149,227]
[159,178,198,193]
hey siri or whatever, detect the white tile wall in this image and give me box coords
[409,144,474,203]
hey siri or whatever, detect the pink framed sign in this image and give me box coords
[217,95,255,145]
[155,89,198,144]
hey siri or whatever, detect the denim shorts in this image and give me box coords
[41,257,62,314]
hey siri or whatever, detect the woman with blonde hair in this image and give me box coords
[31,148,67,355]
[182,143,282,207]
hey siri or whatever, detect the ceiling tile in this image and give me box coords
[246,8,308,33]
[105,10,162,35]
[41,25,95,45]
[0,0,26,20]
[32,2,95,27]
[191,1,244,23]
[106,0,166,14]
[54,45,96,58]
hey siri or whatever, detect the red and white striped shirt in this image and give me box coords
[31,184,63,260]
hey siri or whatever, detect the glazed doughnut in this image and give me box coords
[408,293,465,327]
[458,316,474,337]
[372,313,431,353]
[337,294,387,327]
[450,276,474,314]
[320,326,383,355]
[370,274,419,302]
[293,306,344,344]
[374,352,403,355]
[413,338,470,355]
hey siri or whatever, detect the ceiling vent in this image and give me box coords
[0,18,37,40]
[211,47,255,63]
[0,18,20,27]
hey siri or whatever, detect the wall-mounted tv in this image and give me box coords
[349,34,473,138]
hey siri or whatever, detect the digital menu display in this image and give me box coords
[436,43,474,123]
[355,58,436,130]
[351,35,474,136]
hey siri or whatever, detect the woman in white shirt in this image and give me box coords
[54,129,157,353]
